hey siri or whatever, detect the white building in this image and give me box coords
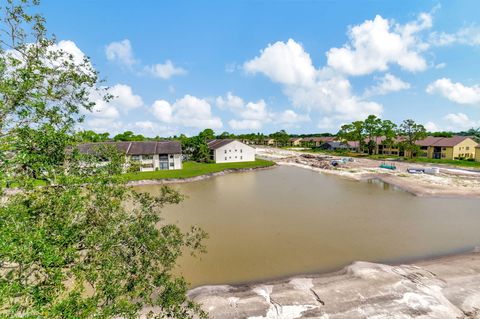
[208,139,255,163]
[78,141,182,172]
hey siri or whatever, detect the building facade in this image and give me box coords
[412,136,477,160]
[476,146,480,162]
[208,139,255,163]
[78,141,182,172]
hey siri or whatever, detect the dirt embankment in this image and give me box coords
[256,147,480,198]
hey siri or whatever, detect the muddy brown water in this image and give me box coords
[134,165,480,288]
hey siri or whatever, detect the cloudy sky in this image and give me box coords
[41,0,480,136]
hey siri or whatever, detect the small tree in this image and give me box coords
[380,120,398,155]
[363,115,383,154]
[270,130,289,147]
[398,119,427,158]
[337,121,365,153]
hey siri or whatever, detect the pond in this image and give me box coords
[134,165,480,287]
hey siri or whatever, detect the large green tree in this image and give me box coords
[380,119,398,155]
[270,130,289,147]
[337,121,365,153]
[398,119,427,158]
[363,115,382,154]
[0,1,206,318]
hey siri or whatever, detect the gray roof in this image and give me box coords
[207,139,236,150]
[77,141,182,155]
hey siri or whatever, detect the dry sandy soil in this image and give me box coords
[189,252,480,319]
[255,147,480,198]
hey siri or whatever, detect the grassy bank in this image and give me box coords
[123,159,275,181]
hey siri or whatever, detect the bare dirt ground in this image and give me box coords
[255,147,480,198]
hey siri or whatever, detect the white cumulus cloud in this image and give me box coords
[146,60,187,79]
[105,39,137,67]
[228,119,262,130]
[243,39,383,126]
[152,95,223,129]
[105,39,186,79]
[364,73,411,97]
[444,113,479,130]
[326,13,431,76]
[429,26,480,47]
[277,110,310,126]
[426,78,480,105]
[244,39,316,86]
[216,92,244,109]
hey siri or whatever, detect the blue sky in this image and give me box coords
[41,0,480,136]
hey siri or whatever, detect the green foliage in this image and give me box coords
[113,131,146,141]
[337,121,365,152]
[75,130,110,142]
[270,130,289,146]
[180,129,215,163]
[398,119,427,158]
[0,2,207,318]
[0,160,208,318]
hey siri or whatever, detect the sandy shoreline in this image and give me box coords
[257,147,480,198]
[189,251,480,318]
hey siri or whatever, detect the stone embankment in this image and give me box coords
[189,252,480,319]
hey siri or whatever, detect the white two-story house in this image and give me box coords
[78,141,182,172]
[207,139,255,163]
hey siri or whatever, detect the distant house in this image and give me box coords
[207,139,255,163]
[301,137,336,147]
[319,141,350,151]
[288,137,303,147]
[411,136,477,160]
[264,138,276,146]
[77,141,182,172]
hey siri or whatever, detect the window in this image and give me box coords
[170,154,174,159]
[170,162,174,167]
[225,150,227,154]
[229,149,231,152]
[159,162,169,170]
[235,149,237,152]
[225,157,227,160]
[466,147,470,150]
[159,154,168,161]
[235,156,237,159]
[240,156,243,160]
[143,154,153,160]
[442,147,446,151]
[240,149,242,153]
[131,155,141,161]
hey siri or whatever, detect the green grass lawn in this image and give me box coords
[122,159,275,181]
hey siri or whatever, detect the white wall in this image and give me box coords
[214,140,255,163]
[127,153,182,171]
